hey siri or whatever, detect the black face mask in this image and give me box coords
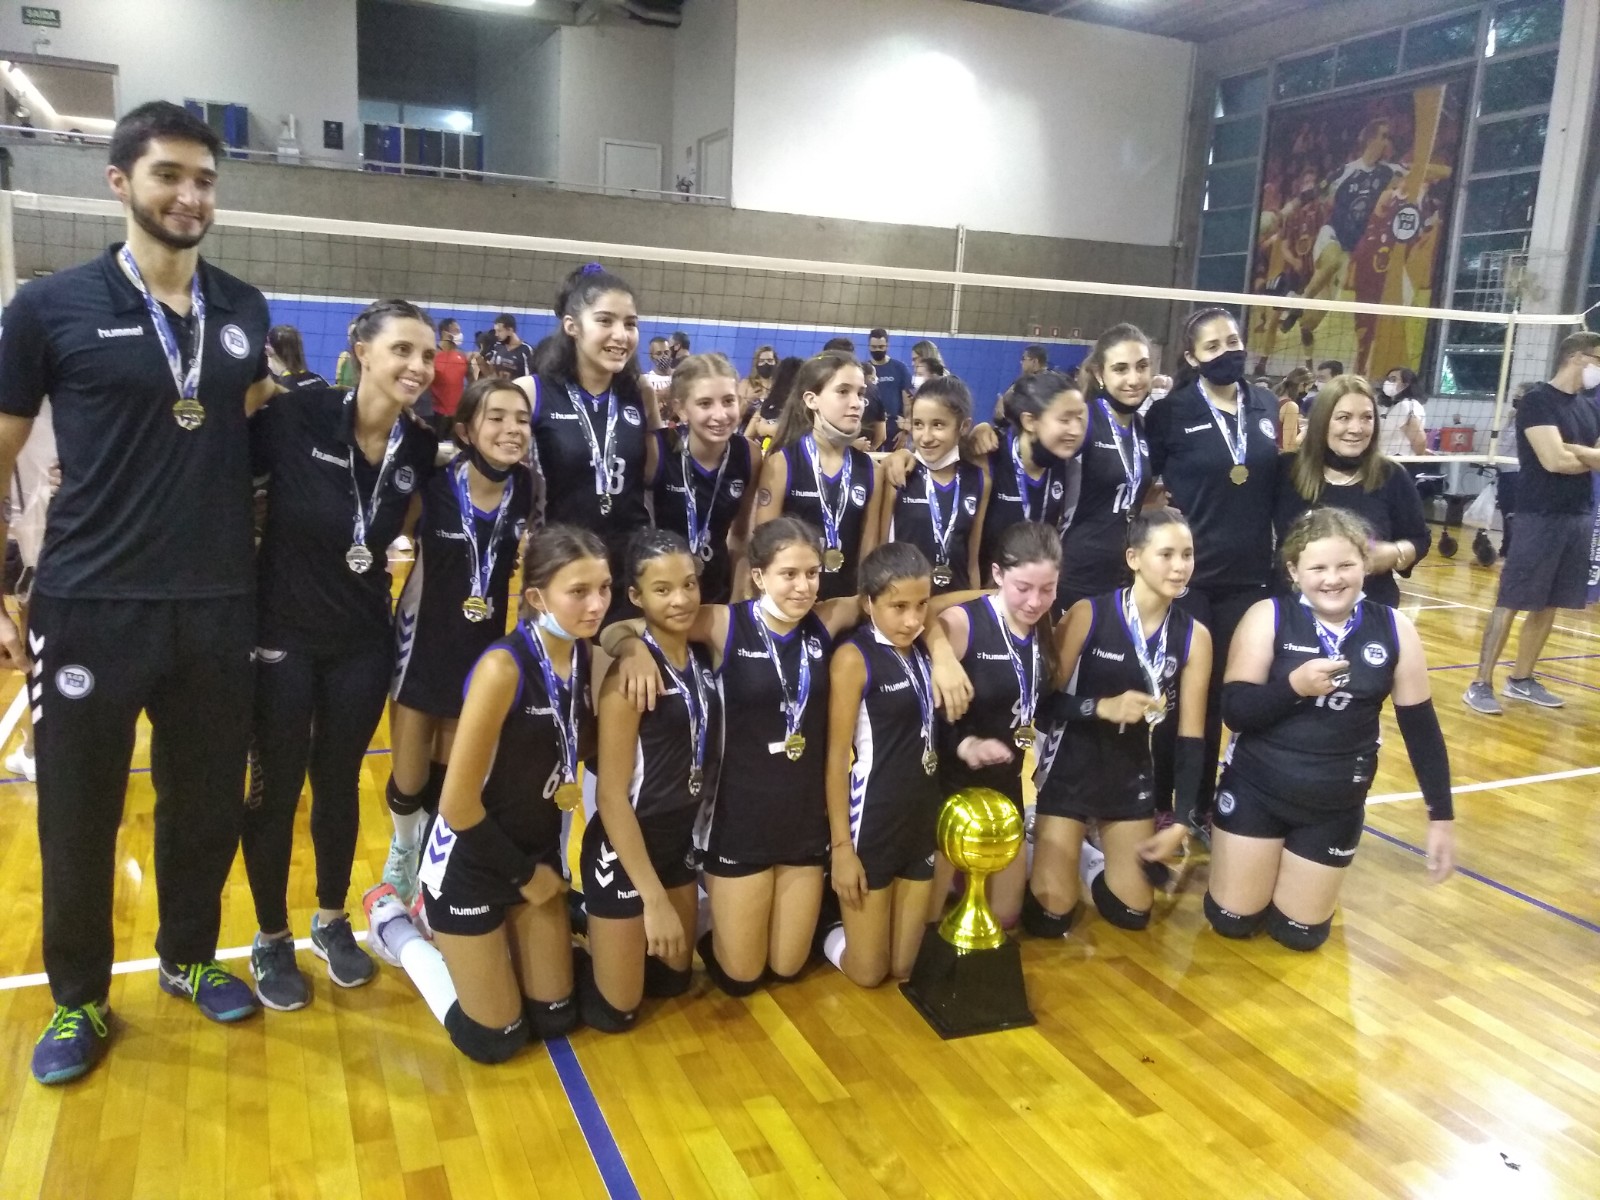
[1027,435,1064,470]
[1095,387,1144,417]
[466,444,515,483]
[1195,348,1248,387]
[1322,446,1364,473]
[870,350,888,363]
[652,355,672,371]
[756,362,774,378]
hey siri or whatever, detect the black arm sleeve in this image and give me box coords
[1174,735,1207,831]
[455,815,539,889]
[1220,676,1307,733]
[1037,690,1100,726]
[1395,699,1452,820]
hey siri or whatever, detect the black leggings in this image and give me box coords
[242,639,392,932]
[1152,582,1264,821]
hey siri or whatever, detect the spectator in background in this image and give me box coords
[1315,359,1344,387]
[1377,366,1429,458]
[669,330,691,365]
[333,320,358,388]
[469,329,495,383]
[739,344,777,415]
[267,325,327,392]
[745,354,803,450]
[822,336,855,354]
[487,313,535,379]
[910,340,946,393]
[866,328,913,429]
[430,318,471,440]
[1276,366,1313,451]
[994,343,1049,423]
[642,336,674,418]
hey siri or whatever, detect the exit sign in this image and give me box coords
[22,6,60,26]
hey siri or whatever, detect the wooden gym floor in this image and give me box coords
[0,545,1596,1199]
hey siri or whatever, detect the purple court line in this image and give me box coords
[1362,825,1600,936]
[1429,653,1600,673]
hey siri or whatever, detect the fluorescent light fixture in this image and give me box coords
[443,110,473,132]
[479,0,536,7]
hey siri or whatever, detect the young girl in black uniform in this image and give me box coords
[751,352,886,601]
[1144,307,1280,823]
[1027,510,1211,938]
[383,378,535,906]
[648,353,761,604]
[931,520,1061,928]
[581,530,722,1030]
[363,525,611,1063]
[979,371,1086,576]
[1058,325,1154,613]
[243,300,440,1012]
[822,543,943,987]
[882,376,990,595]
[1207,508,1456,952]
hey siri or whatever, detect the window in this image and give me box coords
[1403,12,1480,69]
[1205,163,1257,211]
[1478,49,1558,115]
[1217,71,1268,118]
[1488,0,1563,54]
[1461,172,1539,235]
[1275,50,1335,101]
[1335,31,1402,88]
[1473,113,1549,172]
[1211,116,1261,164]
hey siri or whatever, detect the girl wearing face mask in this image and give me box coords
[382,379,535,908]
[910,339,947,395]
[365,526,610,1061]
[647,353,760,604]
[931,521,1061,928]
[882,376,990,594]
[1028,510,1211,939]
[740,344,778,415]
[1206,509,1455,953]
[1059,324,1155,613]
[980,371,1087,577]
[1144,306,1280,830]
[1275,376,1429,608]
[1376,367,1429,458]
[244,299,441,1012]
[751,351,885,600]
[744,355,803,452]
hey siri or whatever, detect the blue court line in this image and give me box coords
[547,1035,641,1200]
[1362,825,1600,936]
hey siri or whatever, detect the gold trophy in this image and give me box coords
[901,788,1036,1038]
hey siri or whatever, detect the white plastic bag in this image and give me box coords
[1463,482,1496,531]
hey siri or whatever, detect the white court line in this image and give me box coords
[1399,588,1600,640]
[1405,602,1463,611]
[0,685,27,757]
[0,932,369,992]
[1367,764,1600,806]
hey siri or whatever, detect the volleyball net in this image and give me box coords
[0,189,1590,477]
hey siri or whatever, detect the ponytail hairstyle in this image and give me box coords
[1170,306,1241,391]
[670,351,739,409]
[533,263,642,394]
[1077,323,1151,399]
[912,374,973,425]
[1278,507,1373,577]
[759,355,806,421]
[349,299,434,382]
[748,516,823,572]
[267,324,309,375]
[625,527,697,590]
[1003,369,1081,431]
[521,523,609,597]
[859,541,932,600]
[991,520,1062,680]
[1125,506,1191,552]
[771,350,861,450]
[452,377,531,447]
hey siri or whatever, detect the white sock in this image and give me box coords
[398,934,458,1026]
[392,808,426,851]
[822,925,847,972]
[1079,840,1106,891]
[696,885,712,939]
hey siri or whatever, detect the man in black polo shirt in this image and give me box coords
[0,102,277,1084]
[1465,331,1600,715]
[486,313,535,379]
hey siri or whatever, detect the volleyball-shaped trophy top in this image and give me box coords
[936,788,1023,877]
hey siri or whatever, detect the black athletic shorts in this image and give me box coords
[703,850,827,879]
[1211,770,1364,869]
[580,812,698,919]
[1496,511,1591,611]
[1036,766,1156,825]
[419,813,563,936]
[857,840,936,891]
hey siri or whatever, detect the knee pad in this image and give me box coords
[422,761,447,815]
[444,1001,528,1065]
[525,993,578,1039]
[1204,891,1268,940]
[1266,904,1331,952]
[577,972,637,1034]
[697,931,762,998]
[765,964,806,986]
[386,776,425,817]
[1090,872,1151,932]
[643,956,692,999]
[1021,887,1082,939]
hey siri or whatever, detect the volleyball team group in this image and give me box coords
[1,103,1471,1083]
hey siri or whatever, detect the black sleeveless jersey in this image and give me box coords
[1226,596,1400,809]
[980,430,1077,574]
[393,461,533,696]
[940,596,1042,807]
[530,371,650,547]
[707,601,833,864]
[611,637,724,823]
[1062,404,1150,602]
[650,430,755,604]
[479,624,593,855]
[780,440,875,601]
[888,460,985,593]
[1036,591,1195,811]
[847,627,942,852]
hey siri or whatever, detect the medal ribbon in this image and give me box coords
[801,433,852,552]
[1009,432,1037,521]
[1299,593,1363,660]
[118,245,204,402]
[921,465,961,567]
[452,461,516,609]
[346,399,408,552]
[990,595,1039,731]
[898,637,937,760]
[565,383,619,505]
[681,440,730,556]
[751,600,811,741]
[522,620,583,785]
[1098,399,1144,512]
[644,631,709,783]
[1119,587,1170,697]
[1202,386,1248,470]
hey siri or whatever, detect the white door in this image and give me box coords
[697,130,731,200]
[600,139,661,196]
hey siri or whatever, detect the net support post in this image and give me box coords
[0,189,16,307]
[951,223,966,335]
[1486,310,1517,464]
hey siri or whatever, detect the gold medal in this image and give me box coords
[921,748,939,776]
[462,596,491,622]
[784,732,806,761]
[345,543,375,573]
[554,781,583,811]
[931,562,954,588]
[172,397,206,431]
[822,547,845,573]
[1013,724,1037,750]
[1229,464,1249,485]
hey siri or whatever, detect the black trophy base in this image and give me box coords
[899,923,1035,1039]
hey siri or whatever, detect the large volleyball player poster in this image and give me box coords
[1247,76,1467,379]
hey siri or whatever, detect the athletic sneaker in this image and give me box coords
[250,935,310,1012]
[31,1000,112,1085]
[1463,680,1503,715]
[310,913,376,988]
[158,960,260,1023]
[5,745,36,782]
[382,834,421,907]
[1503,676,1564,708]
[362,883,419,968]
[1078,839,1107,890]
